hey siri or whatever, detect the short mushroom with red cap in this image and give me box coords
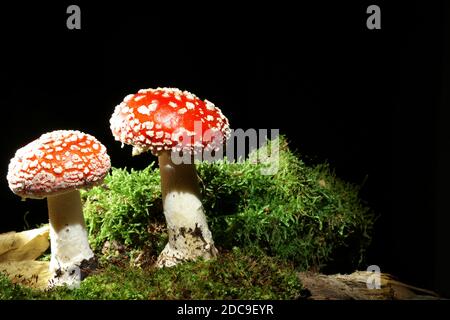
[110,87,230,267]
[7,130,111,287]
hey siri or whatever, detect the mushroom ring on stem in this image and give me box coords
[110,87,230,267]
[7,130,111,288]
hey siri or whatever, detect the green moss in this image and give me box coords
[0,273,35,299]
[82,164,166,257]
[82,135,374,271]
[203,137,374,269]
[0,249,302,300]
[146,248,301,299]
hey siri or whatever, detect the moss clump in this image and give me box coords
[82,165,166,257]
[201,137,374,270]
[0,248,302,300]
[82,135,374,271]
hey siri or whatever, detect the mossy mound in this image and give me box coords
[83,135,374,271]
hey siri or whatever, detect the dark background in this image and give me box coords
[1,1,449,297]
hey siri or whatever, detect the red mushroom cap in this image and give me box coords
[109,87,231,156]
[7,130,111,199]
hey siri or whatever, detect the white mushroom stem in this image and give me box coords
[47,190,95,287]
[156,151,218,268]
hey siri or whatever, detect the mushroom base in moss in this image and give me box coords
[47,190,97,288]
[155,151,217,268]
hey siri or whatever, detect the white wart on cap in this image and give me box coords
[7,130,111,199]
[110,87,231,155]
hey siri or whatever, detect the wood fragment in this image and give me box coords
[299,271,442,300]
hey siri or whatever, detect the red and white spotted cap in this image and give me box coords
[7,130,111,199]
[109,87,231,156]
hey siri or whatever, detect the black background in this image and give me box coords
[1,1,449,297]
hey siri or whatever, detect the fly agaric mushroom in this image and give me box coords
[6,130,111,287]
[110,87,230,267]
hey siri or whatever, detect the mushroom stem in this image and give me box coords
[156,151,218,267]
[47,190,95,287]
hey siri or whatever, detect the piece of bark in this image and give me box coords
[0,260,51,290]
[0,226,50,262]
[299,271,442,300]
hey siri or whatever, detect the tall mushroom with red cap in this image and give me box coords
[7,130,111,287]
[110,87,230,267]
